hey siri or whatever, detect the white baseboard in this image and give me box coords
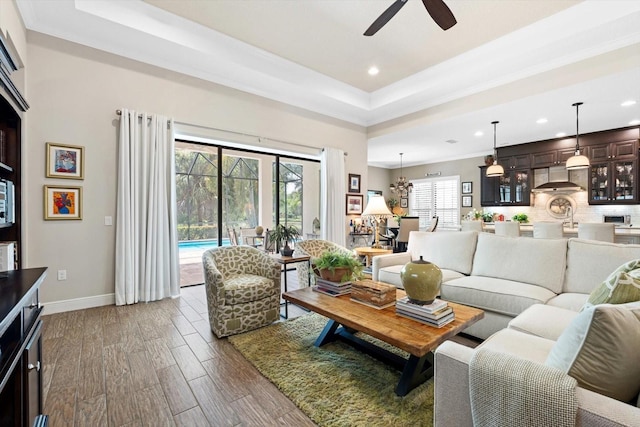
[42,293,115,315]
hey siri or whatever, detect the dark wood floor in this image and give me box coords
[42,269,313,427]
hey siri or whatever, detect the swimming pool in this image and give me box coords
[178,239,230,253]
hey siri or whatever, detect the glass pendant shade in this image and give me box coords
[486,121,504,177]
[566,102,590,170]
[486,162,505,177]
[566,152,590,170]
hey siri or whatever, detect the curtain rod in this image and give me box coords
[115,110,346,155]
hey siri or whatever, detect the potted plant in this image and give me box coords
[313,250,364,283]
[271,224,300,256]
[512,213,529,223]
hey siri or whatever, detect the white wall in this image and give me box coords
[24,32,367,310]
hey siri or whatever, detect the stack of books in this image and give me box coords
[396,297,454,328]
[313,277,352,297]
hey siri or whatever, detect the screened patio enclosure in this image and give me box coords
[175,141,321,286]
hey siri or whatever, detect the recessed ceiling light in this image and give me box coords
[474,131,483,137]
[621,100,637,107]
[630,119,640,125]
[368,66,379,76]
[536,118,548,124]
[446,139,458,144]
[556,132,567,137]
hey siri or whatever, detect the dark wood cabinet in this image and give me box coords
[587,139,638,204]
[502,154,530,170]
[530,147,576,168]
[480,166,531,206]
[0,268,47,427]
[0,94,20,268]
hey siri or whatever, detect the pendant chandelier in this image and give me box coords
[389,153,413,194]
[486,121,504,177]
[566,102,590,170]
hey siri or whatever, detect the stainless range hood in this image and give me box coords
[532,166,583,192]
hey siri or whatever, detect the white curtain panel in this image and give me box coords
[320,147,346,247]
[115,109,180,305]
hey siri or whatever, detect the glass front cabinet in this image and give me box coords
[589,160,637,204]
[480,166,530,206]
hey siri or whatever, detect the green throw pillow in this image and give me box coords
[585,259,640,308]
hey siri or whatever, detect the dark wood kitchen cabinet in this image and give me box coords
[0,268,48,427]
[530,147,576,168]
[480,166,531,206]
[587,139,638,204]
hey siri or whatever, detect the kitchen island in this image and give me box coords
[482,223,640,244]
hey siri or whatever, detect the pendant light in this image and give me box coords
[389,153,413,193]
[486,121,504,177]
[566,102,590,170]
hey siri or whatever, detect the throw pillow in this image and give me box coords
[584,259,640,309]
[545,302,640,402]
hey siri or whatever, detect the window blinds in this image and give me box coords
[409,176,460,229]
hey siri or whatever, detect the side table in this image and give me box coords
[270,254,311,319]
[354,247,393,268]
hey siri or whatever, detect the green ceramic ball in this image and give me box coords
[400,256,442,305]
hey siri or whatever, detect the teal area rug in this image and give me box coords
[228,313,434,427]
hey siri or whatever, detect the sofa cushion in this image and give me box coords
[407,230,477,275]
[564,239,640,294]
[545,302,640,402]
[508,304,579,341]
[224,274,276,304]
[471,233,567,294]
[441,276,556,317]
[545,293,590,312]
[585,259,640,308]
[478,328,556,364]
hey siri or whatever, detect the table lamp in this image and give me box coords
[361,195,394,249]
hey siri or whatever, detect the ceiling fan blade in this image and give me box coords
[422,0,457,30]
[364,0,408,36]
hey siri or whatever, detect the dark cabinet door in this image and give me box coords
[589,160,637,204]
[530,150,558,168]
[480,167,500,206]
[480,167,530,206]
[23,320,43,427]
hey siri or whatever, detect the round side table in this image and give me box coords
[354,247,393,268]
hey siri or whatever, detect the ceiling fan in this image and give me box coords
[364,0,457,36]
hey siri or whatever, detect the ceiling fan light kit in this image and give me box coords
[566,102,590,171]
[364,0,456,36]
[486,121,504,177]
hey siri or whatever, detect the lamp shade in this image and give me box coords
[565,152,590,170]
[362,195,393,218]
[486,163,505,177]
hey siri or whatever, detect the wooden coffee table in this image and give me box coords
[283,287,484,396]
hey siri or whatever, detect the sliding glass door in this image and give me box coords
[175,141,320,286]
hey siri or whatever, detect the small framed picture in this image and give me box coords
[462,181,472,194]
[44,185,82,220]
[46,143,85,180]
[462,195,472,207]
[348,174,361,193]
[400,198,408,208]
[346,194,363,215]
[401,189,408,198]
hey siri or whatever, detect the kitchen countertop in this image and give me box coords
[482,223,640,235]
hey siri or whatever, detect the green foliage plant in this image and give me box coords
[313,251,364,282]
[512,213,529,223]
[271,224,301,251]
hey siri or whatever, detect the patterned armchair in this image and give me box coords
[203,246,281,338]
[293,239,356,287]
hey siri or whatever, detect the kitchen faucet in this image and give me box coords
[565,206,574,228]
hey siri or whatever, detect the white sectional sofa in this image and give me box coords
[372,230,640,425]
[372,230,640,339]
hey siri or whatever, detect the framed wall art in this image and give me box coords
[46,142,84,179]
[462,195,472,207]
[462,181,472,194]
[44,185,82,220]
[400,198,408,208]
[348,173,361,193]
[346,194,363,215]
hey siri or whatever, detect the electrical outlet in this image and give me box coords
[105,216,113,226]
[57,270,67,281]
